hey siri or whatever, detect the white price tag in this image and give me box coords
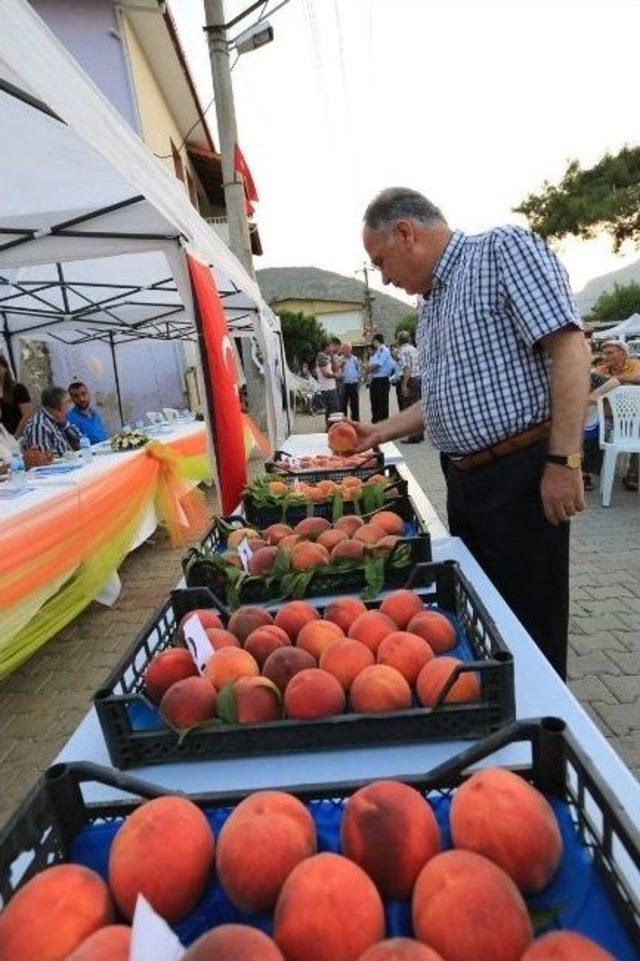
[237,536,253,572]
[129,895,184,961]
[182,614,215,674]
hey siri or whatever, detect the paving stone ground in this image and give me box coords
[0,398,638,827]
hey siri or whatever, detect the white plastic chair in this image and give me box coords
[598,386,640,506]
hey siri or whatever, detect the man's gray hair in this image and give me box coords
[42,385,68,409]
[363,187,446,233]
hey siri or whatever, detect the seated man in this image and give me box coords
[67,381,108,444]
[20,386,81,457]
[593,340,640,490]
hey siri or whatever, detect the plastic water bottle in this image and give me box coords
[79,434,92,464]
[10,451,26,490]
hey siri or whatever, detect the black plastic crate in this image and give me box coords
[265,447,385,483]
[242,464,412,529]
[94,561,514,769]
[1,719,639,959]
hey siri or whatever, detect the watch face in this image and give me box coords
[567,453,582,469]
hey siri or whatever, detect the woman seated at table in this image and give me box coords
[0,422,52,474]
[20,386,81,459]
[0,355,33,437]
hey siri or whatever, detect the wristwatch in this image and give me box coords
[546,453,583,469]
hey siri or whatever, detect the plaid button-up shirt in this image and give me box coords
[416,226,581,455]
[20,408,80,457]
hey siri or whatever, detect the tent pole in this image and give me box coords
[109,332,125,426]
[1,313,17,373]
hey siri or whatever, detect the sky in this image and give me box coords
[173,0,640,303]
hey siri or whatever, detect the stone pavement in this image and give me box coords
[0,402,638,828]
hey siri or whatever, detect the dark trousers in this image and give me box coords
[320,388,340,427]
[370,377,390,423]
[400,376,424,441]
[342,383,359,421]
[443,439,570,680]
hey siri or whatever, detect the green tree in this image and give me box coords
[587,281,640,323]
[276,310,328,370]
[514,145,640,252]
[395,311,418,341]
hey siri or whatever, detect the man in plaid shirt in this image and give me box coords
[350,187,589,679]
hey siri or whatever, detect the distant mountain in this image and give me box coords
[577,258,640,316]
[257,266,413,342]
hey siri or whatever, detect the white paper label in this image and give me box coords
[129,894,184,961]
[237,536,253,572]
[182,614,215,674]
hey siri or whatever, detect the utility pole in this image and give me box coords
[357,263,376,337]
[204,0,266,428]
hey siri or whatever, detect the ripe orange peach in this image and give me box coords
[183,925,284,961]
[248,545,278,574]
[65,926,132,961]
[412,850,533,961]
[245,627,291,667]
[331,539,366,562]
[227,527,259,549]
[341,780,441,898]
[204,647,259,690]
[316,479,339,496]
[324,596,368,632]
[354,523,386,545]
[334,514,365,536]
[275,600,320,640]
[0,864,113,961]
[216,792,316,912]
[319,638,374,691]
[263,646,317,694]
[377,631,434,685]
[407,610,457,653]
[294,516,332,540]
[379,589,424,629]
[264,523,294,545]
[450,767,563,892]
[144,647,197,703]
[357,939,444,961]
[317,528,349,551]
[178,608,222,637]
[370,510,405,536]
[284,668,346,719]
[291,541,330,571]
[328,421,358,455]
[297,619,344,659]
[205,628,240,650]
[221,551,243,569]
[348,610,397,653]
[350,665,412,714]
[371,535,401,557]
[416,657,480,707]
[160,676,217,729]
[279,533,302,552]
[273,852,385,961]
[521,931,615,960]
[233,676,282,724]
[228,605,274,643]
[268,480,290,496]
[247,538,269,553]
[108,796,215,922]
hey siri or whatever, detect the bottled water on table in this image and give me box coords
[10,451,27,490]
[79,434,92,464]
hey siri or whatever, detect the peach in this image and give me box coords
[324,596,368,632]
[284,668,346,719]
[279,533,301,552]
[412,850,533,961]
[263,646,317,694]
[407,610,457,653]
[65,926,131,961]
[228,605,274,643]
[317,528,349,551]
[319,638,374,691]
[204,647,259,689]
[108,795,214,922]
[248,545,278,574]
[521,931,615,960]
[348,610,397,653]
[370,510,405,536]
[316,479,339,496]
[341,780,441,898]
[205,628,239,650]
[144,647,197,703]
[233,676,282,724]
[183,925,284,961]
[245,626,291,667]
[358,938,445,961]
[264,523,294,545]
[416,657,480,707]
[248,537,269,552]
[273,852,385,961]
[294,516,332,540]
[297,619,344,659]
[268,480,290,496]
[221,550,243,569]
[262,624,291,644]
[450,767,563,892]
[377,631,434,685]
[334,514,365,536]
[291,541,330,571]
[275,600,320,640]
[350,665,412,714]
[328,421,357,454]
[227,526,259,549]
[178,608,222,637]
[354,523,386,545]
[372,535,401,557]
[0,864,113,961]
[331,539,366,562]
[379,589,424,629]
[160,676,217,729]
[216,792,316,912]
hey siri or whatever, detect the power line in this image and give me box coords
[153,94,216,159]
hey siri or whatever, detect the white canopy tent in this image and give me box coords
[592,313,640,342]
[0,0,291,443]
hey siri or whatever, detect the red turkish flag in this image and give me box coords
[187,255,247,515]
[234,143,258,202]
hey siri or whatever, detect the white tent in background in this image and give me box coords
[0,0,291,446]
[592,313,640,342]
